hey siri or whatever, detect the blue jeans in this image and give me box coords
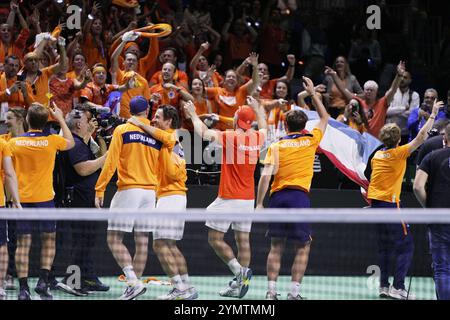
[429,225,450,300]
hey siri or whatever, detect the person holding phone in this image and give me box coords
[337,99,369,134]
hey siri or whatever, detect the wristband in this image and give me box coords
[5,88,11,96]
[429,116,436,120]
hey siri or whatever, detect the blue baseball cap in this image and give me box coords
[130,96,149,115]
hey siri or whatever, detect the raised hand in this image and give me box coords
[10,0,19,12]
[246,95,260,111]
[287,54,296,66]
[248,52,259,67]
[302,76,315,96]
[431,99,444,116]
[49,103,65,123]
[91,2,101,16]
[200,42,210,52]
[324,66,337,76]
[397,61,406,76]
[122,31,141,42]
[183,100,196,116]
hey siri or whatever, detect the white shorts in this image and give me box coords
[108,189,156,233]
[205,197,253,233]
[153,195,187,241]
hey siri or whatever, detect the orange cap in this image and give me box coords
[236,105,256,130]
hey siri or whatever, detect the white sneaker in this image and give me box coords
[118,281,146,300]
[185,287,199,300]
[379,287,389,298]
[0,288,6,300]
[219,284,240,298]
[236,267,252,298]
[388,286,416,300]
[157,287,194,300]
[265,291,279,300]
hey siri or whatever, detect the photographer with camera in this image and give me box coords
[56,108,109,296]
[337,99,369,134]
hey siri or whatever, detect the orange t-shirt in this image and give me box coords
[0,29,30,64]
[23,66,56,106]
[368,144,410,203]
[117,38,159,79]
[150,70,189,89]
[49,77,76,116]
[264,128,324,194]
[329,82,348,109]
[0,73,28,108]
[66,71,79,80]
[114,69,151,119]
[355,96,388,138]
[206,85,249,119]
[193,70,223,88]
[80,82,119,106]
[82,34,107,68]
[217,130,265,200]
[0,138,12,206]
[149,83,184,117]
[182,97,214,131]
[259,78,278,100]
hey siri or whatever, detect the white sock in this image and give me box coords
[123,266,137,282]
[181,274,191,287]
[290,281,300,296]
[268,281,277,293]
[227,258,242,277]
[171,275,187,291]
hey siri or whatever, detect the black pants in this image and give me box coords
[7,220,16,276]
[55,202,99,279]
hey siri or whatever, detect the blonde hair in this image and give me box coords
[379,123,401,148]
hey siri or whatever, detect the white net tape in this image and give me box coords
[0,208,449,223]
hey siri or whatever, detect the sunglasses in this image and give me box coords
[31,84,37,95]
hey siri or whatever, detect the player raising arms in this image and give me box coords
[184,96,267,299]
[256,77,329,300]
[368,99,443,300]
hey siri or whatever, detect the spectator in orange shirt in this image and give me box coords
[180,77,214,131]
[0,1,30,64]
[80,64,133,111]
[149,63,194,119]
[67,53,88,80]
[326,61,405,138]
[19,37,68,107]
[110,33,152,119]
[49,65,91,116]
[205,52,260,129]
[0,55,31,109]
[221,6,258,69]
[149,47,189,90]
[109,21,160,80]
[237,54,296,100]
[81,2,107,68]
[190,42,223,88]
